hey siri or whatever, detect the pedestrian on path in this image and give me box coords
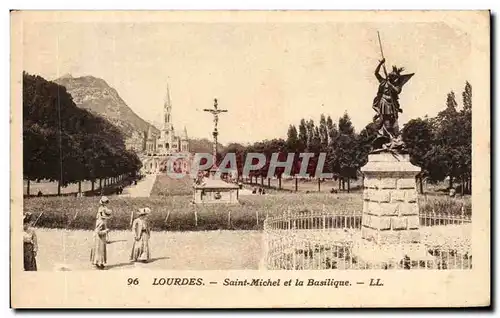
[23,212,38,271]
[97,196,112,243]
[130,208,151,263]
[90,208,111,270]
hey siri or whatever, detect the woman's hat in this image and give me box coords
[23,212,33,224]
[99,196,110,205]
[137,208,151,216]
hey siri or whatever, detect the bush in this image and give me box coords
[419,195,471,216]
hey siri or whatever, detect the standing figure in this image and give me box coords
[23,213,38,271]
[97,196,112,243]
[130,208,151,263]
[90,209,111,270]
[372,58,414,143]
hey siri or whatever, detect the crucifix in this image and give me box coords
[203,98,228,173]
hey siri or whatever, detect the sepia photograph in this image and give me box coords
[10,10,490,308]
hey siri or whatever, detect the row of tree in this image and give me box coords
[219,82,472,194]
[23,72,142,196]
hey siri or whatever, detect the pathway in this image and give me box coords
[120,174,157,198]
[35,228,261,271]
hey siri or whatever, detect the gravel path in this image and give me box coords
[119,174,157,198]
[32,228,262,271]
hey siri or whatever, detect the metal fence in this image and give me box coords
[262,206,472,270]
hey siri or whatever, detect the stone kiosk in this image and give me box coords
[193,178,240,204]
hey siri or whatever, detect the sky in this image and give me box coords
[22,18,471,145]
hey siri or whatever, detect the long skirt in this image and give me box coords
[90,234,107,266]
[24,242,37,271]
[130,233,150,262]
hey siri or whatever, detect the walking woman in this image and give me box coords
[97,196,111,243]
[90,208,111,270]
[130,208,151,263]
[23,213,38,271]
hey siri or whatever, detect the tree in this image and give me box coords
[458,82,472,194]
[432,91,461,189]
[286,125,300,153]
[297,119,308,152]
[338,112,355,136]
[319,114,329,151]
[306,119,315,151]
[332,112,359,192]
[401,118,434,193]
[310,126,322,155]
[221,143,246,180]
[462,81,472,113]
[325,116,338,178]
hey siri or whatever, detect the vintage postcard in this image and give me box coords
[10,10,490,308]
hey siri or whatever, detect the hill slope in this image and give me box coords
[54,74,159,147]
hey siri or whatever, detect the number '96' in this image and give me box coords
[128,278,139,285]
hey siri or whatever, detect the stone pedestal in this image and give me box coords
[356,151,433,266]
[361,151,421,244]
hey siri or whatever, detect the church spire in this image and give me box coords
[163,84,172,129]
[165,83,172,109]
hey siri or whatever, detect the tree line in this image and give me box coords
[23,72,142,196]
[220,82,472,194]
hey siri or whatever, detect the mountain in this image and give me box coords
[54,74,159,149]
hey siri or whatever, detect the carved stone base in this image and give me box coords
[361,151,421,245]
[355,150,435,267]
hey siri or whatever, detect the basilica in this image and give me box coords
[141,87,191,174]
[144,86,189,155]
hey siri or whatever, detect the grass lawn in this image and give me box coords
[150,174,193,196]
[23,193,364,231]
[32,228,262,271]
[23,191,470,232]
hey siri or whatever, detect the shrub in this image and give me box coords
[419,195,471,216]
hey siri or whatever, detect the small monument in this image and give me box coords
[354,33,432,266]
[192,173,240,204]
[193,98,239,204]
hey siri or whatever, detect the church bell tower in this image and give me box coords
[161,85,174,154]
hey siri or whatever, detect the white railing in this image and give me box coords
[262,206,472,270]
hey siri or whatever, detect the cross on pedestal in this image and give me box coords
[203,98,228,175]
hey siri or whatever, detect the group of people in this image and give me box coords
[90,196,152,270]
[23,195,153,271]
[252,187,266,195]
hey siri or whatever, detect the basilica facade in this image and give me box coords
[144,86,189,156]
[141,87,191,174]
